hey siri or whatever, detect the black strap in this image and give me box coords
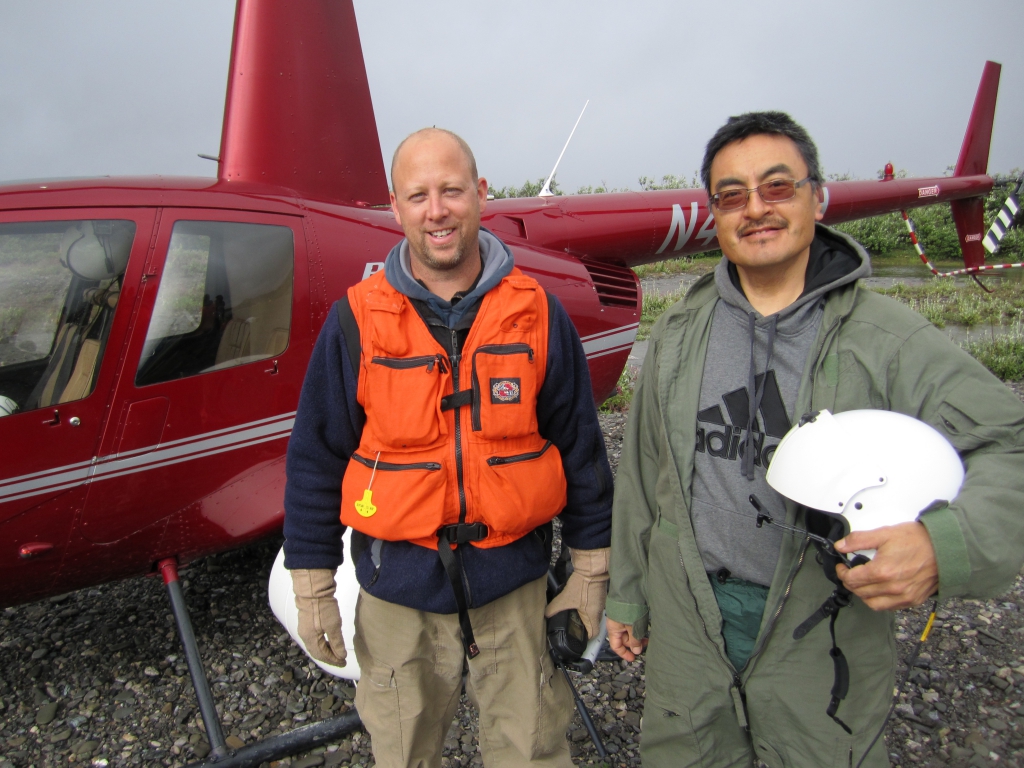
[438,522,488,545]
[336,297,366,433]
[793,586,853,735]
[441,390,474,411]
[436,523,489,659]
[826,611,853,735]
[792,588,851,640]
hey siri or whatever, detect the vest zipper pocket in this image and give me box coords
[371,354,444,372]
[471,343,534,431]
[487,440,553,466]
[351,453,441,472]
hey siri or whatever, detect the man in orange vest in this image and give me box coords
[283,128,613,767]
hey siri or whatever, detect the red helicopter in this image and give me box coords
[0,0,1010,763]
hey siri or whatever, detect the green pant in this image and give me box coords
[710,574,769,671]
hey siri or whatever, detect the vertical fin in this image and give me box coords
[953,61,1001,177]
[950,61,1001,269]
[217,0,389,206]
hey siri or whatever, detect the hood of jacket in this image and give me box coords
[713,224,871,325]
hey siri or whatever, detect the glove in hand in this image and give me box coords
[290,568,347,667]
[544,547,610,637]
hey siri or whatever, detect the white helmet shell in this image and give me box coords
[59,221,130,280]
[0,396,18,417]
[766,409,964,533]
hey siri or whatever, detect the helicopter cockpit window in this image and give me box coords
[135,221,294,386]
[0,219,136,416]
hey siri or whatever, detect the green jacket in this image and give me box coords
[608,251,1024,767]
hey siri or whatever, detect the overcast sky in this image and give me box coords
[1,1,1021,192]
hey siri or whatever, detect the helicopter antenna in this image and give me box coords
[539,100,589,198]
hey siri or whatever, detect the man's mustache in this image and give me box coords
[737,218,788,237]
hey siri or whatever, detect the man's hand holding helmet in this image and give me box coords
[835,523,939,611]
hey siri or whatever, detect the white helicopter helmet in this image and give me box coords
[59,221,130,281]
[765,409,964,551]
[0,396,18,417]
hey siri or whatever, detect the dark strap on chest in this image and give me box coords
[336,297,366,434]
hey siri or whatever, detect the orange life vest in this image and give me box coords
[340,267,568,549]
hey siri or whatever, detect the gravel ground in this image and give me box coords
[2,390,1024,768]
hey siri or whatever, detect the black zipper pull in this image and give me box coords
[436,354,448,374]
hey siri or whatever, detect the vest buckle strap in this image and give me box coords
[440,390,474,411]
[437,522,489,545]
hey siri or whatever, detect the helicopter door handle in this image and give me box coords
[19,542,55,559]
[43,409,60,426]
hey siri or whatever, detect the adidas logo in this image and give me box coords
[695,370,791,470]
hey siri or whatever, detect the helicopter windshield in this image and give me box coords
[0,219,136,415]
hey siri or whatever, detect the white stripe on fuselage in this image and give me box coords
[0,412,296,504]
[580,324,639,359]
[1,324,643,503]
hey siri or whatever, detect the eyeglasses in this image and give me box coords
[709,177,813,212]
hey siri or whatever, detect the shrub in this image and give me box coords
[964,325,1024,381]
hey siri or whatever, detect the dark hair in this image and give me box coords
[391,127,478,189]
[700,111,823,194]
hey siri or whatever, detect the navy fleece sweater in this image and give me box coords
[283,235,612,614]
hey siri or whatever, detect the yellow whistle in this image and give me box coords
[355,489,377,518]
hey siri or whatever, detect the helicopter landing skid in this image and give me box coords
[158,558,362,767]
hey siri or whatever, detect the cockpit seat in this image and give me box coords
[215,317,252,365]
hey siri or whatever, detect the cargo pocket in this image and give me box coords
[476,441,566,541]
[363,354,448,450]
[341,450,446,541]
[471,344,538,438]
[532,650,573,759]
[640,693,702,766]
[936,376,1024,453]
[753,736,786,767]
[355,660,403,766]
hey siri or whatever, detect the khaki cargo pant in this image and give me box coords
[353,577,575,768]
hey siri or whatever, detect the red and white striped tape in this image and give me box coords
[900,210,1024,278]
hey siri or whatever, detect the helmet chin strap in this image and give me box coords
[748,494,870,735]
[748,494,863,568]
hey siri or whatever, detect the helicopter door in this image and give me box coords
[81,211,310,545]
[0,211,154,603]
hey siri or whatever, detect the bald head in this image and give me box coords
[390,128,478,190]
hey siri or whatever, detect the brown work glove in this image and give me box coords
[290,568,347,667]
[544,547,610,638]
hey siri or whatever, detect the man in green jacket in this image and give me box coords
[605,111,1024,767]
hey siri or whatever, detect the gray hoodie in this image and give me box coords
[690,225,870,585]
